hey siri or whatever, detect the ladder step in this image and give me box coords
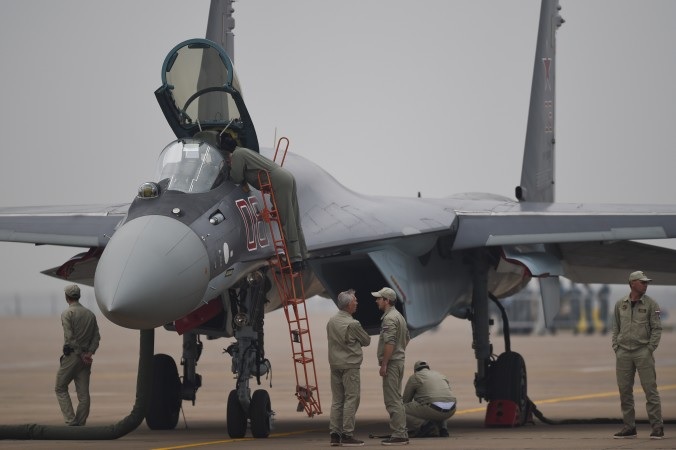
[297,385,317,393]
[294,356,314,364]
[289,329,309,342]
[290,328,308,336]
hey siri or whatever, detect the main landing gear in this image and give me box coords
[145,331,203,430]
[468,250,530,427]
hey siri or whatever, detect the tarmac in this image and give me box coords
[0,304,673,449]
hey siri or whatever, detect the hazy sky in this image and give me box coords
[1,0,676,303]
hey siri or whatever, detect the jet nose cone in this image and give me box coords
[95,215,210,329]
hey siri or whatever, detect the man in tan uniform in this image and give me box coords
[403,361,456,437]
[55,284,100,426]
[612,271,663,440]
[220,134,308,269]
[373,287,410,446]
[327,289,371,447]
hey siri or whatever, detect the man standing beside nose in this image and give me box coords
[55,284,101,426]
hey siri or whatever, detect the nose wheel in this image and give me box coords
[226,389,247,438]
[226,388,273,438]
[250,389,272,438]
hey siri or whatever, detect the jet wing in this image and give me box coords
[452,201,676,249]
[0,204,128,248]
[450,200,676,283]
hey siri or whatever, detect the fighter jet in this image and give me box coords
[1,0,676,437]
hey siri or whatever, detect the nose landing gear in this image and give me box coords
[224,272,274,438]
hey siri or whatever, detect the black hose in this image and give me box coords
[529,397,675,425]
[0,329,154,440]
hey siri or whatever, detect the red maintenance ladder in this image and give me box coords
[256,137,322,417]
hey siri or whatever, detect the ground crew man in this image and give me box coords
[373,287,410,446]
[55,284,101,426]
[220,133,307,270]
[403,361,456,437]
[327,289,371,447]
[612,271,663,440]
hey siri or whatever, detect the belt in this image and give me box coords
[429,403,455,413]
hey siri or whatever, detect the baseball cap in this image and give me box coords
[64,284,81,299]
[371,287,397,301]
[414,360,430,371]
[628,271,651,282]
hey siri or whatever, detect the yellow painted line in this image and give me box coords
[455,384,676,416]
[152,384,676,447]
[152,428,323,450]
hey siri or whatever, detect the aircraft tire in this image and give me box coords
[249,389,272,438]
[227,389,247,438]
[490,351,528,424]
[146,353,181,430]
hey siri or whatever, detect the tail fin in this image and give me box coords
[516,0,564,203]
[206,0,236,62]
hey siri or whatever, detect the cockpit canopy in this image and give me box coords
[155,139,226,194]
[155,39,259,151]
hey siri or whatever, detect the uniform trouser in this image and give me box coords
[615,347,662,428]
[382,360,407,438]
[329,367,361,436]
[270,168,307,261]
[404,400,456,433]
[55,353,92,425]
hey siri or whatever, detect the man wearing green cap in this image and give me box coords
[55,284,101,426]
[373,286,410,446]
[612,271,663,440]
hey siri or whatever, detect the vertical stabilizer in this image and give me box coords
[206,0,236,62]
[198,0,241,123]
[516,0,564,203]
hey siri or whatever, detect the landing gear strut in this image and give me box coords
[224,270,273,438]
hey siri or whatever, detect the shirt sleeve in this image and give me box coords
[89,318,101,354]
[348,321,371,347]
[611,302,620,350]
[648,301,662,352]
[229,150,245,184]
[382,315,398,344]
[61,310,76,348]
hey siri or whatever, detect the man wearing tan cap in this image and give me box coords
[612,271,663,440]
[372,287,410,446]
[55,284,101,426]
